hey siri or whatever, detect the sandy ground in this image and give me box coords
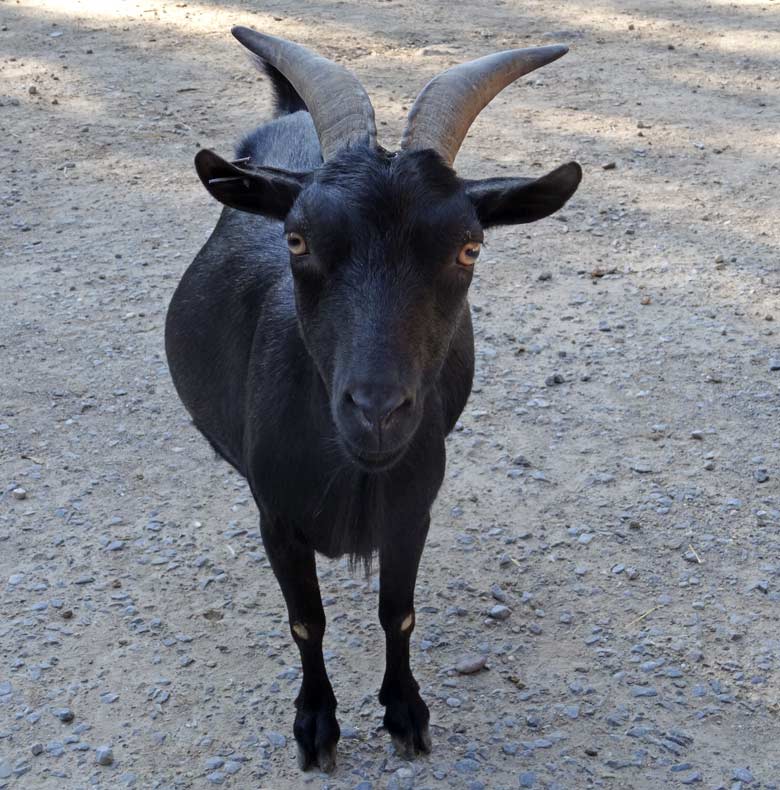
[2,0,780,788]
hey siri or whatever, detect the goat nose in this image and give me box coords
[344,386,412,431]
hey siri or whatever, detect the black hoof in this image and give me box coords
[294,707,340,773]
[383,695,431,759]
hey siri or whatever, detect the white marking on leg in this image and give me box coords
[400,613,414,632]
[292,622,309,640]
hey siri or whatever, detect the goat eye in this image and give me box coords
[286,232,308,256]
[457,242,481,267]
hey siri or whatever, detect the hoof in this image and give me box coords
[294,707,340,773]
[384,695,432,759]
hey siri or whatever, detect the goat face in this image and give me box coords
[287,148,477,471]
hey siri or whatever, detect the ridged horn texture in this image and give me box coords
[232,26,377,161]
[401,45,569,165]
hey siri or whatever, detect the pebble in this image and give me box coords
[11,487,27,500]
[207,771,226,784]
[95,745,113,765]
[54,708,74,723]
[754,468,769,483]
[488,605,511,621]
[31,744,43,756]
[490,584,507,602]
[456,655,487,674]
[265,731,286,748]
[732,768,754,782]
[769,358,780,371]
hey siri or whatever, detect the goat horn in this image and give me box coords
[401,46,568,166]
[232,27,377,161]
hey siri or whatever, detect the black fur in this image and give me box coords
[165,46,580,773]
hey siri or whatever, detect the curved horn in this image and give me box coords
[232,26,377,160]
[401,46,568,166]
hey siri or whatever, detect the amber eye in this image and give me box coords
[286,232,308,256]
[457,242,481,267]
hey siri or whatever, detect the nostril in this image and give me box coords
[344,391,357,407]
[382,395,413,426]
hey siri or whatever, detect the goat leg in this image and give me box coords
[260,514,340,773]
[378,514,432,759]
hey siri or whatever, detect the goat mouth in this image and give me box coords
[344,443,408,473]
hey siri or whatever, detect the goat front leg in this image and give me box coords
[260,517,340,772]
[378,515,432,759]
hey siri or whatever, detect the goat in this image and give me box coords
[165,27,581,773]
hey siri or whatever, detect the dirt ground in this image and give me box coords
[2,0,780,788]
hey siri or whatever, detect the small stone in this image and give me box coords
[754,468,769,483]
[266,731,286,749]
[732,768,754,783]
[545,373,564,386]
[680,772,702,785]
[769,358,780,371]
[488,604,511,621]
[456,655,487,675]
[0,681,11,695]
[537,272,552,281]
[690,430,704,440]
[95,745,114,766]
[31,743,44,756]
[207,771,226,785]
[490,584,508,602]
[11,487,27,500]
[602,162,617,170]
[205,757,224,770]
[28,85,38,95]
[519,771,536,787]
[54,708,74,723]
[446,696,462,707]
[629,461,653,473]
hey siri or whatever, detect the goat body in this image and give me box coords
[166,29,580,772]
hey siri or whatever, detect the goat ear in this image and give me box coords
[194,149,305,219]
[465,162,581,227]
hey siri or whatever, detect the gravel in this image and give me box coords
[95,745,114,766]
[455,655,487,674]
[3,2,779,789]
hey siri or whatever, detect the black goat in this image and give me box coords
[165,27,581,772]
